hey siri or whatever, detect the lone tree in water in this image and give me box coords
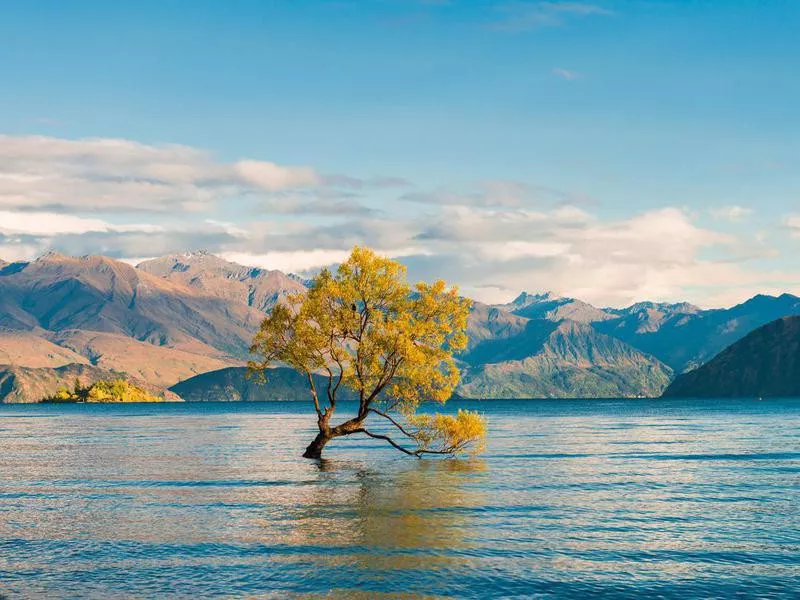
[249,246,486,459]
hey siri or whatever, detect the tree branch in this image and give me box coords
[355,428,419,457]
[305,371,323,420]
[356,428,457,457]
[368,408,416,439]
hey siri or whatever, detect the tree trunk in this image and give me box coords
[302,431,332,459]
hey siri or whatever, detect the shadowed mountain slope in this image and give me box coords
[663,316,800,398]
[465,301,529,351]
[170,366,359,402]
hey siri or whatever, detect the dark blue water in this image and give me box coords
[1,399,798,599]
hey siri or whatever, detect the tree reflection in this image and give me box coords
[265,458,488,574]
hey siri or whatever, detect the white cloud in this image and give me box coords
[2,201,795,309]
[0,210,162,236]
[709,205,754,221]
[491,2,613,32]
[402,205,785,307]
[402,180,579,208]
[220,250,351,274]
[0,135,372,215]
[0,241,43,263]
[204,219,250,238]
[234,160,320,191]
[784,214,800,237]
[474,241,571,260]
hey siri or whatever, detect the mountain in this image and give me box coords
[0,329,89,368]
[663,316,800,398]
[503,292,614,323]
[138,251,306,313]
[0,253,262,370]
[458,320,672,398]
[465,301,529,351]
[605,301,703,332]
[0,252,264,355]
[170,367,358,402]
[44,330,235,387]
[0,252,310,397]
[597,294,800,373]
[0,363,181,404]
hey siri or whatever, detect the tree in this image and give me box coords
[249,246,486,459]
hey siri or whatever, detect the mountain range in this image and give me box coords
[1,251,799,402]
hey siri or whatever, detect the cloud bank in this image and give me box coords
[1,134,798,309]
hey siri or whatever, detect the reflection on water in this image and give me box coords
[0,399,798,598]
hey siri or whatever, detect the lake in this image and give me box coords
[1,399,798,598]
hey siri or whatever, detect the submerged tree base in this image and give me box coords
[302,433,331,459]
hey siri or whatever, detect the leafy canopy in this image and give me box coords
[249,246,486,457]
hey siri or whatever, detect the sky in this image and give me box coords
[1,0,799,308]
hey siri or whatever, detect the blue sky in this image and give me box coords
[1,0,799,306]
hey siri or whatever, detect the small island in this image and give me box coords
[40,379,167,404]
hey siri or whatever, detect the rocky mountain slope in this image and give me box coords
[0,330,89,368]
[662,316,800,398]
[45,330,235,387]
[504,290,800,375]
[458,320,672,398]
[176,308,673,400]
[598,294,800,372]
[137,251,306,313]
[0,253,265,356]
[501,292,615,323]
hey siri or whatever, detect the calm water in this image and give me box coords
[0,399,798,599]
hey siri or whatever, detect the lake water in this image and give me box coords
[1,399,798,599]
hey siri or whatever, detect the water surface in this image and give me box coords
[1,399,798,598]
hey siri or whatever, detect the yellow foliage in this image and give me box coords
[41,379,163,403]
[409,410,487,456]
[87,379,162,403]
[249,246,485,457]
[54,388,73,401]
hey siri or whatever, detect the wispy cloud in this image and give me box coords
[0,210,162,236]
[32,117,66,126]
[709,205,754,221]
[401,180,587,208]
[552,67,581,80]
[784,214,800,238]
[491,1,613,32]
[0,135,397,216]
